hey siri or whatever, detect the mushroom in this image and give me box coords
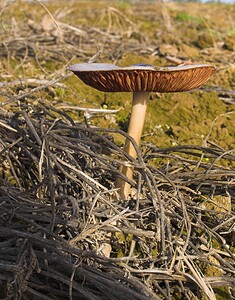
[68,63,216,199]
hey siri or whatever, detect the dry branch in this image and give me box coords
[0,99,234,299]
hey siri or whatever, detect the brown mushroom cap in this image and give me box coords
[68,63,216,93]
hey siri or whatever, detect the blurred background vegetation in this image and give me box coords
[0,0,234,149]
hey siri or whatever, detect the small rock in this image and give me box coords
[179,43,199,58]
[223,35,235,51]
[194,32,214,49]
[158,44,178,56]
[179,43,200,58]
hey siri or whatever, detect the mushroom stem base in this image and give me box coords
[115,91,149,199]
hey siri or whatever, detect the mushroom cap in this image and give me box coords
[68,63,216,93]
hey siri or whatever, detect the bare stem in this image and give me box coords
[116,91,149,199]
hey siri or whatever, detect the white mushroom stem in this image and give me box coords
[116,91,150,199]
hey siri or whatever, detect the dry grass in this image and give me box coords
[0,99,234,299]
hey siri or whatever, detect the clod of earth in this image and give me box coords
[68,63,216,199]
